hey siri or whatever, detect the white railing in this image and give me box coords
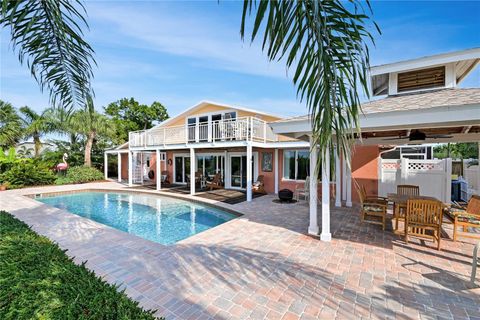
[129,116,278,147]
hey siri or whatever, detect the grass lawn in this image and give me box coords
[0,211,160,319]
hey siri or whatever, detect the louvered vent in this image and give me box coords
[397,66,445,92]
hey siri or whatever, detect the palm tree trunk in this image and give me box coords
[33,135,41,157]
[84,131,95,167]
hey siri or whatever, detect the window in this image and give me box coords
[283,150,310,180]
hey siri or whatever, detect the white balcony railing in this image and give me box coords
[129,116,278,148]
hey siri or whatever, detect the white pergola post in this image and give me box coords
[346,156,352,207]
[246,143,253,202]
[335,146,342,207]
[104,153,108,180]
[274,149,279,194]
[156,149,161,191]
[128,151,133,186]
[190,148,195,195]
[321,145,332,241]
[140,153,144,185]
[308,136,319,235]
[342,156,347,202]
[117,152,122,182]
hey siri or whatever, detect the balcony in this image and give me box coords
[129,116,279,148]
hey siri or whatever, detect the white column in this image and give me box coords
[140,153,144,185]
[156,149,161,191]
[246,143,253,202]
[308,136,319,235]
[445,158,452,204]
[321,145,332,241]
[117,152,122,182]
[346,156,352,207]
[335,146,341,207]
[104,153,108,179]
[128,151,133,186]
[274,149,279,194]
[342,155,347,201]
[190,148,195,195]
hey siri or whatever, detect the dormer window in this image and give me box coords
[397,66,445,92]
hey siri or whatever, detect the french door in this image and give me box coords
[230,155,255,189]
[174,156,191,184]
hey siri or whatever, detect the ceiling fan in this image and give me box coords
[382,129,453,141]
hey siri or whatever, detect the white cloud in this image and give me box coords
[86,2,289,79]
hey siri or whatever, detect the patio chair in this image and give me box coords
[357,186,388,230]
[161,170,170,184]
[206,173,223,191]
[294,176,310,202]
[446,195,480,242]
[394,185,420,231]
[405,199,443,251]
[252,175,266,194]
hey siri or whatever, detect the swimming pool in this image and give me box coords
[37,192,237,245]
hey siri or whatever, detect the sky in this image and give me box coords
[1,0,480,119]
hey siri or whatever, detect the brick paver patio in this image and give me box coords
[1,182,479,320]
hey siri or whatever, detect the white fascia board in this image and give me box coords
[359,132,480,146]
[370,48,480,76]
[270,103,480,135]
[251,141,310,148]
[359,103,480,131]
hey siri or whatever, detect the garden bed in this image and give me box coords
[0,211,159,319]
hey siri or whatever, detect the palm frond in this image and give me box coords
[1,0,95,111]
[241,0,378,168]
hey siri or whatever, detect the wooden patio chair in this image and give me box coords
[405,199,443,250]
[252,175,266,194]
[357,186,388,230]
[206,173,223,191]
[394,184,420,230]
[294,176,310,202]
[446,195,480,241]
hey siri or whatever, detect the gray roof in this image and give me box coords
[274,88,480,123]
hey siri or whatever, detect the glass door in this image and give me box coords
[174,156,191,184]
[230,155,252,189]
[187,118,196,142]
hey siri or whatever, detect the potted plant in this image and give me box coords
[0,181,9,191]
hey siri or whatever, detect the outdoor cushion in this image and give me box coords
[363,205,384,212]
[447,208,480,225]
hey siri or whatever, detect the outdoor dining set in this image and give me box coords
[357,184,480,251]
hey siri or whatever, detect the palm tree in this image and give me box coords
[69,96,114,167]
[1,0,95,111]
[0,100,23,149]
[19,106,56,157]
[17,145,34,157]
[241,1,378,166]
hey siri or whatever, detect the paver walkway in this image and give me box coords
[1,181,479,320]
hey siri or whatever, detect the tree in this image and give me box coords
[1,0,95,111]
[19,106,56,157]
[105,98,169,144]
[241,1,377,168]
[69,96,114,167]
[0,100,23,149]
[434,143,479,159]
[17,145,34,157]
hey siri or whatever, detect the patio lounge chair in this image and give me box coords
[405,199,443,250]
[294,176,310,202]
[357,186,388,230]
[206,173,222,191]
[446,195,480,241]
[394,185,420,230]
[252,175,266,194]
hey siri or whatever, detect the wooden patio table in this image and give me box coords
[387,193,443,232]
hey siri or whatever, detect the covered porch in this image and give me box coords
[270,88,480,242]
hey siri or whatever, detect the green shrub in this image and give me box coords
[0,211,158,319]
[57,166,104,184]
[0,159,56,188]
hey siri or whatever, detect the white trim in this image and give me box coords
[308,136,319,236]
[370,48,480,76]
[321,145,331,241]
[226,151,259,190]
[282,149,310,181]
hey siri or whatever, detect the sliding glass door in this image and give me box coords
[174,156,191,184]
[230,155,255,189]
[197,155,224,182]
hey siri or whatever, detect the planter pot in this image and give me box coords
[0,185,7,191]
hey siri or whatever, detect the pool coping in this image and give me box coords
[24,188,245,217]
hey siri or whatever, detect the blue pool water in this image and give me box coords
[38,192,237,245]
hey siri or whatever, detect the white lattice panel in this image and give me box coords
[407,160,444,171]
